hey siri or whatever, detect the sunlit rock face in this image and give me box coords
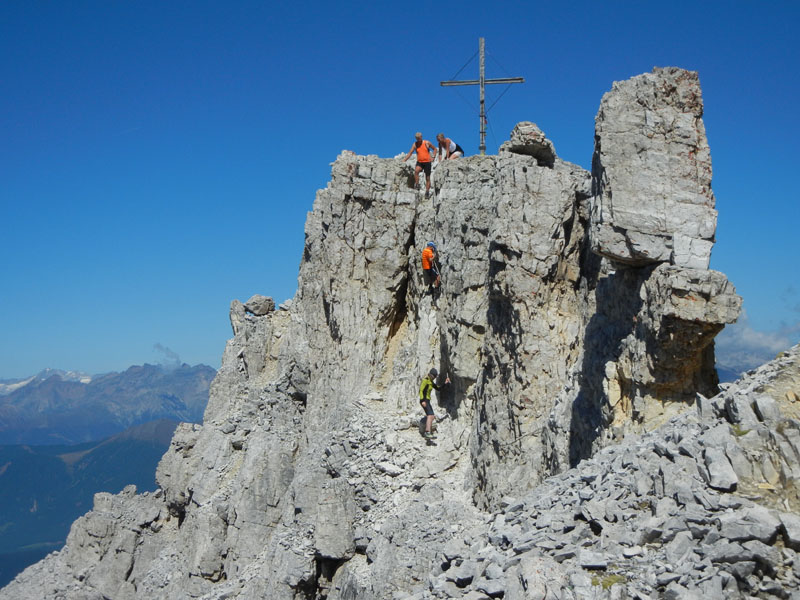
[591,67,717,270]
[7,68,781,600]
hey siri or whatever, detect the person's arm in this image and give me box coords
[404,144,415,162]
[432,376,450,390]
[445,139,452,160]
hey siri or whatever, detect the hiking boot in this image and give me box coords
[423,432,433,439]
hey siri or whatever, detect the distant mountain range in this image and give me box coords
[0,369,92,395]
[0,363,215,586]
[715,349,776,383]
[0,364,216,445]
[0,419,180,587]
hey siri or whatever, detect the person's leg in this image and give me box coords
[421,400,435,436]
[414,164,421,187]
[449,151,463,159]
[422,162,432,193]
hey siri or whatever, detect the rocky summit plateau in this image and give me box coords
[4,67,799,600]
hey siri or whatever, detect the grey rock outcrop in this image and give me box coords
[243,294,275,316]
[499,120,556,166]
[591,67,717,269]
[4,67,772,600]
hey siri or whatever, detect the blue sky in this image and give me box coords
[1,1,798,378]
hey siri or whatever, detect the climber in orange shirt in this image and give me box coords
[421,241,440,290]
[403,132,437,196]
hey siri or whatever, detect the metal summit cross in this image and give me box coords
[440,37,524,155]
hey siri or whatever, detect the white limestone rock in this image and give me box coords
[780,512,800,550]
[2,67,767,600]
[504,554,569,600]
[753,394,782,422]
[498,121,556,167]
[591,67,717,268]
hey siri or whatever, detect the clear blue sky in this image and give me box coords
[1,1,798,378]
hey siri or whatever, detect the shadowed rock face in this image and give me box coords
[8,68,783,600]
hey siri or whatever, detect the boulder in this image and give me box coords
[704,447,739,491]
[243,294,275,315]
[499,121,556,167]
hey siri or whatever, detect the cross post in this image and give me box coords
[441,38,524,155]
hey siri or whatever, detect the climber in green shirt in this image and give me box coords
[419,368,450,439]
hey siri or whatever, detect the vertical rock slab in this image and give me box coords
[591,67,716,269]
[297,151,419,406]
[459,146,595,509]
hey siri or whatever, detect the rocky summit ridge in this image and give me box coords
[5,67,799,599]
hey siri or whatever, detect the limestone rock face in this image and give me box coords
[591,67,716,268]
[2,68,768,600]
[243,293,275,316]
[499,120,556,166]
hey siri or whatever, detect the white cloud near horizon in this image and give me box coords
[716,310,800,373]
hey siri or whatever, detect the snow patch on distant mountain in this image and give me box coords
[0,370,92,396]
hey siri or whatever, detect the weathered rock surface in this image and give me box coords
[243,293,275,316]
[4,67,779,600]
[499,120,556,166]
[591,67,717,269]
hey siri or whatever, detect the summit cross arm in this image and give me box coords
[440,37,524,155]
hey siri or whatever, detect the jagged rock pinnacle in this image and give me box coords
[11,69,799,600]
[591,67,717,269]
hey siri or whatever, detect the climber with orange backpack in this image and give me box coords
[421,241,441,293]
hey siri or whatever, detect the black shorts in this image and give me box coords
[416,161,432,177]
[420,398,434,416]
[424,268,437,285]
[454,144,464,155]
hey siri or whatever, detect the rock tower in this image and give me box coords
[7,69,797,600]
